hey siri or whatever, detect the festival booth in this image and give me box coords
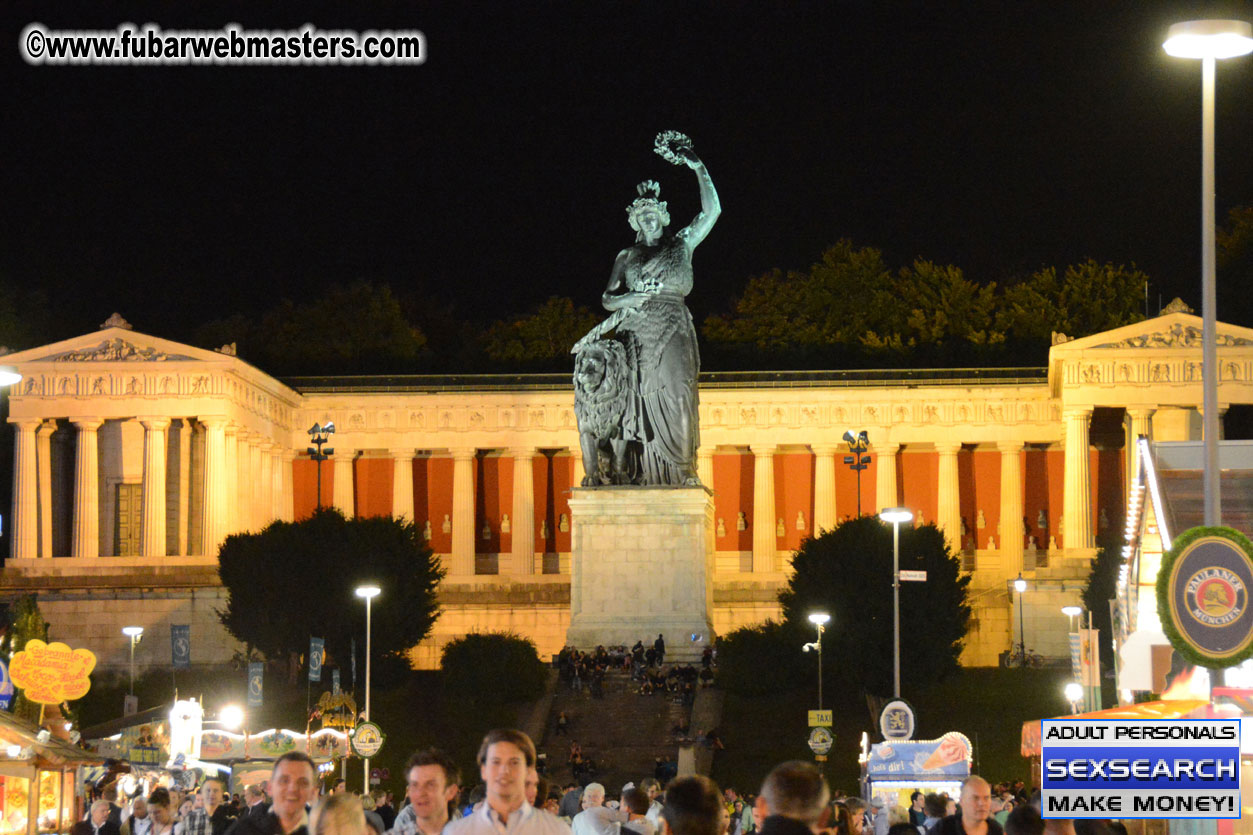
[861,732,972,808]
[0,711,104,835]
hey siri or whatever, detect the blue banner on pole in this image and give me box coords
[247,662,264,707]
[332,668,340,696]
[309,637,324,682]
[171,625,191,669]
[0,657,14,711]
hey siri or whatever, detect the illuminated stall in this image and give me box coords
[0,711,104,835]
[861,732,972,808]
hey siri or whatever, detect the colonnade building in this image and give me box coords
[5,307,1253,673]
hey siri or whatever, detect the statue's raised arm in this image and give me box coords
[655,131,721,249]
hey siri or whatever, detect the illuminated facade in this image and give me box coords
[6,307,1253,672]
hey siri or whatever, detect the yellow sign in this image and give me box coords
[808,709,833,727]
[10,640,96,703]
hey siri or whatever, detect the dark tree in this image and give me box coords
[0,595,49,724]
[440,633,548,704]
[481,296,600,369]
[1082,527,1124,701]
[779,516,971,697]
[217,509,443,667]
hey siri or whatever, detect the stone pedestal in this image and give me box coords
[566,487,715,662]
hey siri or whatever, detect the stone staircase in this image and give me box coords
[536,668,693,793]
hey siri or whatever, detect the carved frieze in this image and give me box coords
[47,337,193,362]
[1093,323,1253,349]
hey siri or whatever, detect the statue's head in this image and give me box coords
[626,180,670,239]
[575,347,609,393]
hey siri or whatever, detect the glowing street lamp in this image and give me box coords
[1012,574,1028,663]
[218,705,245,731]
[355,584,381,791]
[1061,605,1082,633]
[1064,682,1084,714]
[1162,19,1253,526]
[803,612,830,710]
[880,507,913,699]
[122,626,144,695]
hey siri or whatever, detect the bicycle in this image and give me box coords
[1002,647,1044,668]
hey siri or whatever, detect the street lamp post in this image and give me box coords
[803,613,830,710]
[355,584,381,792]
[879,508,913,698]
[1061,605,1082,634]
[307,422,336,511]
[121,626,144,695]
[1163,19,1253,526]
[843,430,871,518]
[1013,574,1028,661]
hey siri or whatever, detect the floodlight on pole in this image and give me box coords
[842,430,871,517]
[1163,19,1253,527]
[122,626,144,695]
[803,612,830,710]
[355,584,381,792]
[307,422,336,511]
[879,507,913,699]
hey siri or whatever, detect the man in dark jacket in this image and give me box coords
[933,778,1002,835]
[73,801,122,835]
[753,761,829,835]
[225,753,318,835]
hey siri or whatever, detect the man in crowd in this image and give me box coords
[243,786,268,821]
[390,748,462,835]
[526,769,541,808]
[559,785,583,821]
[226,752,319,835]
[446,729,569,835]
[75,801,122,835]
[640,780,664,830]
[753,761,829,835]
[332,780,347,796]
[182,777,237,835]
[121,798,151,835]
[572,783,622,835]
[934,777,1001,835]
[377,792,397,831]
[658,776,721,835]
[621,789,655,835]
[868,799,888,835]
[921,796,946,833]
[908,794,925,830]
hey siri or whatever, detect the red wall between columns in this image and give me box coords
[293,457,326,521]
[420,457,455,553]
[355,458,393,519]
[834,450,878,520]
[899,450,938,528]
[476,456,503,553]
[965,449,1001,550]
[712,452,751,551]
[775,452,814,551]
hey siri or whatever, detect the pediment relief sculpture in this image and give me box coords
[46,337,193,362]
[1093,322,1253,349]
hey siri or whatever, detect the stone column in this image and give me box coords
[140,417,171,557]
[751,445,777,573]
[451,448,477,576]
[258,443,273,528]
[697,447,714,491]
[812,444,838,534]
[71,418,103,559]
[11,419,40,560]
[1063,407,1094,550]
[224,426,239,535]
[200,417,228,555]
[249,439,264,530]
[874,442,899,516]
[1126,408,1154,486]
[935,442,962,553]
[270,447,284,522]
[280,450,296,522]
[391,449,415,522]
[332,451,355,518]
[998,441,1025,577]
[511,448,536,577]
[37,422,55,558]
[178,419,192,555]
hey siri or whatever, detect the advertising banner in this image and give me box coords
[866,732,971,780]
[247,662,264,708]
[309,637,324,682]
[171,625,191,669]
[9,639,96,703]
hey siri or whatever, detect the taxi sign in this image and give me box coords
[808,709,833,727]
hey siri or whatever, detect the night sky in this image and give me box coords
[5,0,1253,346]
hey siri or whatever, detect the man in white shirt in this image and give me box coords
[446,729,570,835]
[389,748,461,835]
[640,781,663,830]
[571,784,623,835]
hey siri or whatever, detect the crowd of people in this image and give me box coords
[82,729,1108,835]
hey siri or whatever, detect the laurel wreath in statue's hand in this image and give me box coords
[654,131,695,167]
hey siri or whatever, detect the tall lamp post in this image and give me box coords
[307,422,336,511]
[1013,574,1028,661]
[803,612,830,710]
[1163,20,1253,526]
[880,507,913,698]
[122,626,144,695]
[355,584,380,792]
[843,430,870,517]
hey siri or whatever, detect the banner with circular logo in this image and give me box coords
[807,726,833,757]
[879,699,916,741]
[350,721,385,758]
[1156,525,1253,668]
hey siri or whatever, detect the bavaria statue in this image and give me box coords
[573,131,721,487]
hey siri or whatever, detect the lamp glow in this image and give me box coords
[808,612,830,625]
[1064,682,1084,703]
[879,507,913,524]
[1013,576,1027,594]
[1164,20,1253,59]
[1061,606,1082,617]
[122,626,144,637]
[355,584,381,599]
[219,705,244,731]
[0,366,21,387]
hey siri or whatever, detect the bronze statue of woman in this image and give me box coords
[582,132,721,486]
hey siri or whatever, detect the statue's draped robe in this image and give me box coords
[615,234,700,484]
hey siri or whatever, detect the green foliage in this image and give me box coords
[778,517,970,697]
[1082,527,1123,705]
[439,633,548,704]
[866,260,1004,352]
[999,259,1147,341]
[481,296,600,367]
[715,620,808,695]
[217,509,443,667]
[1,595,49,724]
[195,281,428,375]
